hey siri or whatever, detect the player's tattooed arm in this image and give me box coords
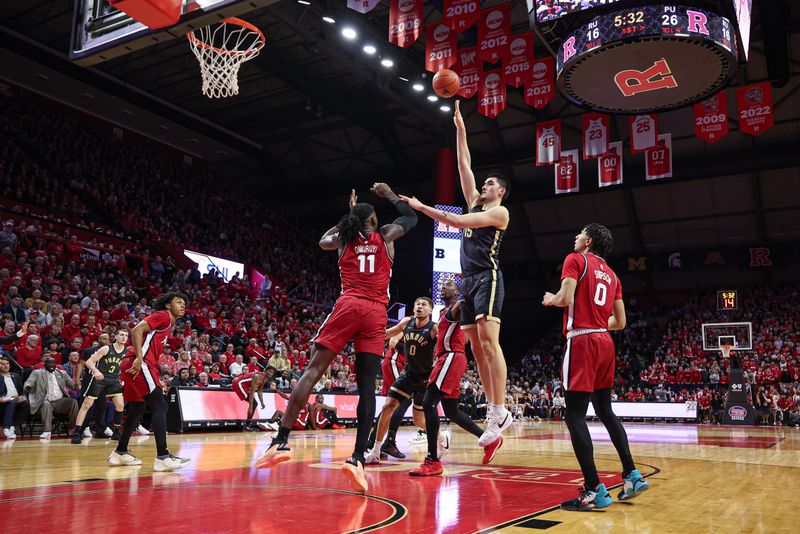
[319,225,341,251]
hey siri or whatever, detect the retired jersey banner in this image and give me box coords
[477,68,506,118]
[555,150,580,194]
[693,92,728,143]
[455,46,479,99]
[582,113,609,159]
[389,0,423,48]
[737,83,774,136]
[347,0,381,14]
[629,114,658,153]
[504,32,534,87]
[646,134,672,181]
[598,141,623,187]
[425,22,457,72]
[478,3,511,63]
[536,119,561,166]
[524,57,555,109]
[443,0,480,32]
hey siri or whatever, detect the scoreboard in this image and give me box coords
[717,290,738,311]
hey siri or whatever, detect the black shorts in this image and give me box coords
[86,377,123,399]
[387,371,428,409]
[461,269,504,327]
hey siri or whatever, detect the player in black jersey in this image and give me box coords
[71,328,129,444]
[400,100,512,448]
[365,297,438,464]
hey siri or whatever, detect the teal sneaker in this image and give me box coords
[618,469,650,501]
[560,483,613,511]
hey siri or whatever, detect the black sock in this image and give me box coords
[441,398,483,438]
[274,426,291,445]
[144,389,170,457]
[367,426,377,450]
[422,386,442,460]
[386,428,397,444]
[565,391,600,489]
[388,396,411,441]
[113,410,123,427]
[353,352,381,460]
[592,388,636,476]
[116,402,145,453]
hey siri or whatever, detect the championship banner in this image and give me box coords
[455,46,479,98]
[425,22,457,72]
[504,32,534,88]
[477,67,506,118]
[598,141,623,187]
[389,0,423,48]
[555,150,580,194]
[536,119,561,166]
[477,3,511,63]
[736,83,774,136]
[347,0,381,14]
[629,114,658,153]
[582,112,609,159]
[645,134,673,181]
[443,0,480,32]
[524,56,555,109]
[693,92,728,143]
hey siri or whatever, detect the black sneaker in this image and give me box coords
[110,428,121,441]
[380,450,388,460]
[381,441,406,459]
[71,431,83,444]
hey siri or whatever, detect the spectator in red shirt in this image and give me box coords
[62,314,82,341]
[16,334,43,368]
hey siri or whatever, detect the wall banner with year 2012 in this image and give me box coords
[477,3,511,63]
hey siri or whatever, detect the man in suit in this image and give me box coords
[1,295,27,325]
[24,356,78,440]
[0,356,27,439]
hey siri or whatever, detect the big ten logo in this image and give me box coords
[532,61,547,79]
[435,248,446,259]
[627,256,646,271]
[749,247,772,267]
[484,73,500,89]
[433,24,450,42]
[486,9,504,30]
[399,0,416,13]
[614,59,678,97]
[510,37,527,56]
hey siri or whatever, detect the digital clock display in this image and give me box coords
[717,290,738,311]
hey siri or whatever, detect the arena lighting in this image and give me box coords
[362,44,377,55]
[427,95,438,102]
[439,105,451,112]
[322,16,335,23]
[380,58,394,68]
[398,76,409,82]
[296,0,310,5]
[412,83,424,91]
[341,27,357,40]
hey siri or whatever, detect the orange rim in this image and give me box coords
[186,17,265,56]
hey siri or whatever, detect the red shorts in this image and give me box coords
[233,379,251,402]
[120,358,160,402]
[312,295,387,355]
[562,332,615,392]
[381,354,404,396]
[428,351,467,399]
[313,410,330,429]
[293,409,309,431]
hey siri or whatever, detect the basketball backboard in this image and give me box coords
[701,322,752,352]
[70,0,279,65]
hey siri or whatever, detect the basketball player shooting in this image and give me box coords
[542,224,649,511]
[256,183,417,494]
[400,100,512,448]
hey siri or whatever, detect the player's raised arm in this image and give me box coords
[398,196,509,230]
[319,226,341,251]
[385,316,411,339]
[454,101,480,208]
[372,182,418,242]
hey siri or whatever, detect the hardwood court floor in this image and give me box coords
[1,421,798,533]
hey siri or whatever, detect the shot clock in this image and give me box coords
[717,290,738,311]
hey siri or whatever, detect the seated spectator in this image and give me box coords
[171,368,192,388]
[0,356,27,439]
[229,353,246,377]
[23,356,78,439]
[196,372,210,387]
[16,334,43,369]
[158,347,178,375]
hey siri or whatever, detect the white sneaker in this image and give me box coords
[153,455,191,472]
[2,428,10,439]
[437,430,451,460]
[107,450,143,466]
[409,430,427,445]
[363,449,381,465]
[104,427,113,437]
[83,427,93,437]
[258,422,279,431]
[8,426,15,440]
[135,425,150,435]
[478,409,513,447]
[39,431,52,440]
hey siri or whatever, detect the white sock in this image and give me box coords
[488,404,503,417]
[372,439,384,454]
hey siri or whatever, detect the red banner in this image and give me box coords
[389,0,423,48]
[693,92,729,143]
[455,46,479,99]
[443,0,480,32]
[582,113,609,159]
[477,3,511,63]
[598,141,623,187]
[555,150,580,194]
[477,68,506,118]
[524,57,555,109]
[736,83,774,136]
[645,134,673,181]
[504,32,533,88]
[425,22,457,72]
[536,119,561,166]
[629,114,658,153]
[347,0,381,14]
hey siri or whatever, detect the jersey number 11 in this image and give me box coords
[358,254,375,273]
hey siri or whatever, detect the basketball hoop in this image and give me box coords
[187,18,265,98]
[720,343,733,359]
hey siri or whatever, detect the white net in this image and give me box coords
[187,18,265,99]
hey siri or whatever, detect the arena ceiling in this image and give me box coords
[1,0,799,261]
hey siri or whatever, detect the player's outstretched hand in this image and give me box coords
[398,195,424,211]
[453,100,465,131]
[370,182,393,198]
[542,292,557,306]
[349,188,357,209]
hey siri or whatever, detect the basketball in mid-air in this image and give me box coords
[432,69,460,98]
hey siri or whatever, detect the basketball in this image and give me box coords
[432,69,460,98]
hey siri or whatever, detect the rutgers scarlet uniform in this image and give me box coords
[646,139,671,177]
[120,310,173,402]
[428,302,467,399]
[312,231,391,355]
[233,372,255,402]
[381,346,405,396]
[556,154,578,191]
[560,253,621,392]
[293,407,310,431]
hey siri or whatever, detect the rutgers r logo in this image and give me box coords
[614,59,678,97]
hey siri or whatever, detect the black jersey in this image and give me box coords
[460,205,505,276]
[402,318,436,377]
[96,344,126,380]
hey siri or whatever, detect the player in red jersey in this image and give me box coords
[381,333,405,396]
[109,293,191,472]
[256,183,417,494]
[543,224,649,511]
[233,371,277,431]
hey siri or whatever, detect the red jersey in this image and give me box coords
[338,231,392,305]
[140,310,174,368]
[561,253,621,335]
[384,347,406,374]
[233,372,254,400]
[435,302,465,356]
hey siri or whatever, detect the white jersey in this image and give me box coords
[631,115,657,151]
[584,118,608,157]
[537,126,559,164]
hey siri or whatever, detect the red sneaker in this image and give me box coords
[482,436,503,464]
[331,423,346,429]
[409,458,443,477]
